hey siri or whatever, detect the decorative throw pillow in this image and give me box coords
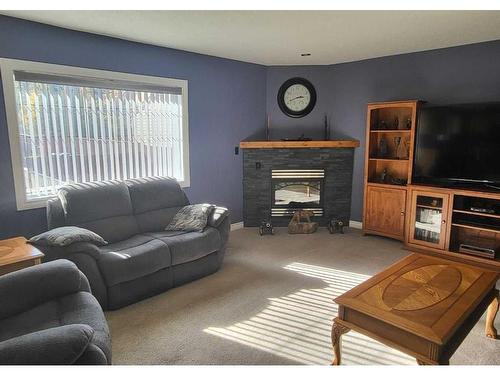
[165,204,215,232]
[208,206,229,227]
[28,226,108,247]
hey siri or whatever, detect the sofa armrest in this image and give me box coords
[0,324,94,364]
[0,260,89,320]
[38,241,102,262]
[77,269,91,293]
[208,206,229,228]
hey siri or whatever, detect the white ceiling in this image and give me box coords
[3,10,500,66]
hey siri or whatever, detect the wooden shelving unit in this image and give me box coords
[405,185,500,271]
[362,100,500,271]
[363,100,420,241]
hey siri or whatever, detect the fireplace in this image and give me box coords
[271,169,324,216]
[241,143,358,227]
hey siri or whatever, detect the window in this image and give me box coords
[0,59,189,210]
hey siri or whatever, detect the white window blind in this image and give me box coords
[1,59,189,210]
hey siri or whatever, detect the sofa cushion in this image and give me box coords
[98,235,172,286]
[0,292,110,362]
[147,228,221,266]
[126,177,189,214]
[58,180,133,223]
[58,181,139,243]
[78,216,139,244]
[134,206,184,233]
[0,324,95,365]
[0,260,89,321]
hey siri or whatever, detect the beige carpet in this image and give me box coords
[106,227,500,365]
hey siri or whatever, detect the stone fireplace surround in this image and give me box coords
[241,140,359,227]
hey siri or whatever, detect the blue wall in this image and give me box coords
[0,15,267,238]
[267,40,500,221]
[2,15,500,237]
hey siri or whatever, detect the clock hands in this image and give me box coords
[288,95,305,102]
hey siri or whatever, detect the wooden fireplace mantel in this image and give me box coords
[239,139,360,149]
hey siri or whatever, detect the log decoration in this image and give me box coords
[288,209,319,234]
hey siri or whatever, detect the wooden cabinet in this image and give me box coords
[362,100,419,241]
[407,189,451,250]
[364,185,406,240]
[404,185,500,271]
[362,101,500,271]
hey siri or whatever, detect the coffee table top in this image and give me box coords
[335,253,499,345]
[0,236,44,267]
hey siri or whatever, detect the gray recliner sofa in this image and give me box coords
[39,177,229,310]
[0,260,111,364]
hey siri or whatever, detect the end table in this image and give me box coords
[0,236,44,276]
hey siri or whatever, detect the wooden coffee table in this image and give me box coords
[0,237,44,276]
[331,253,499,365]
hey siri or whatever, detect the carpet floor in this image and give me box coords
[106,227,500,365]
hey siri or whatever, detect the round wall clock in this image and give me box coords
[277,77,317,118]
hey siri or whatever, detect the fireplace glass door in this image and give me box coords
[271,169,325,216]
[274,181,322,207]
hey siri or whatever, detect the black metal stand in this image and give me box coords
[328,218,345,234]
[259,220,274,235]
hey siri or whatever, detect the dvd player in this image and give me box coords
[458,244,498,259]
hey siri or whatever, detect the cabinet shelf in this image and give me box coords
[453,209,500,220]
[370,129,412,133]
[416,204,442,210]
[451,222,500,235]
[408,244,500,270]
[366,182,407,189]
[369,158,409,162]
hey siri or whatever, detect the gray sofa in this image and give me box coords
[0,260,111,364]
[39,177,230,310]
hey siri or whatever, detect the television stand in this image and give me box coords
[362,101,500,272]
[404,184,500,272]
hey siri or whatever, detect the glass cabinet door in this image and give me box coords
[409,191,449,249]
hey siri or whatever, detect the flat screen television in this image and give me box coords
[413,102,500,190]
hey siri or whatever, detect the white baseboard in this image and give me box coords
[349,220,363,229]
[230,222,244,231]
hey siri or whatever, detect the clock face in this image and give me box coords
[277,77,317,118]
[283,84,311,112]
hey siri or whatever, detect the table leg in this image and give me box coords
[417,359,449,365]
[485,291,499,339]
[331,320,350,365]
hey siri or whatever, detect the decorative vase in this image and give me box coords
[403,137,410,159]
[405,117,412,129]
[378,136,388,158]
[394,136,408,159]
[380,168,388,183]
[394,137,401,159]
